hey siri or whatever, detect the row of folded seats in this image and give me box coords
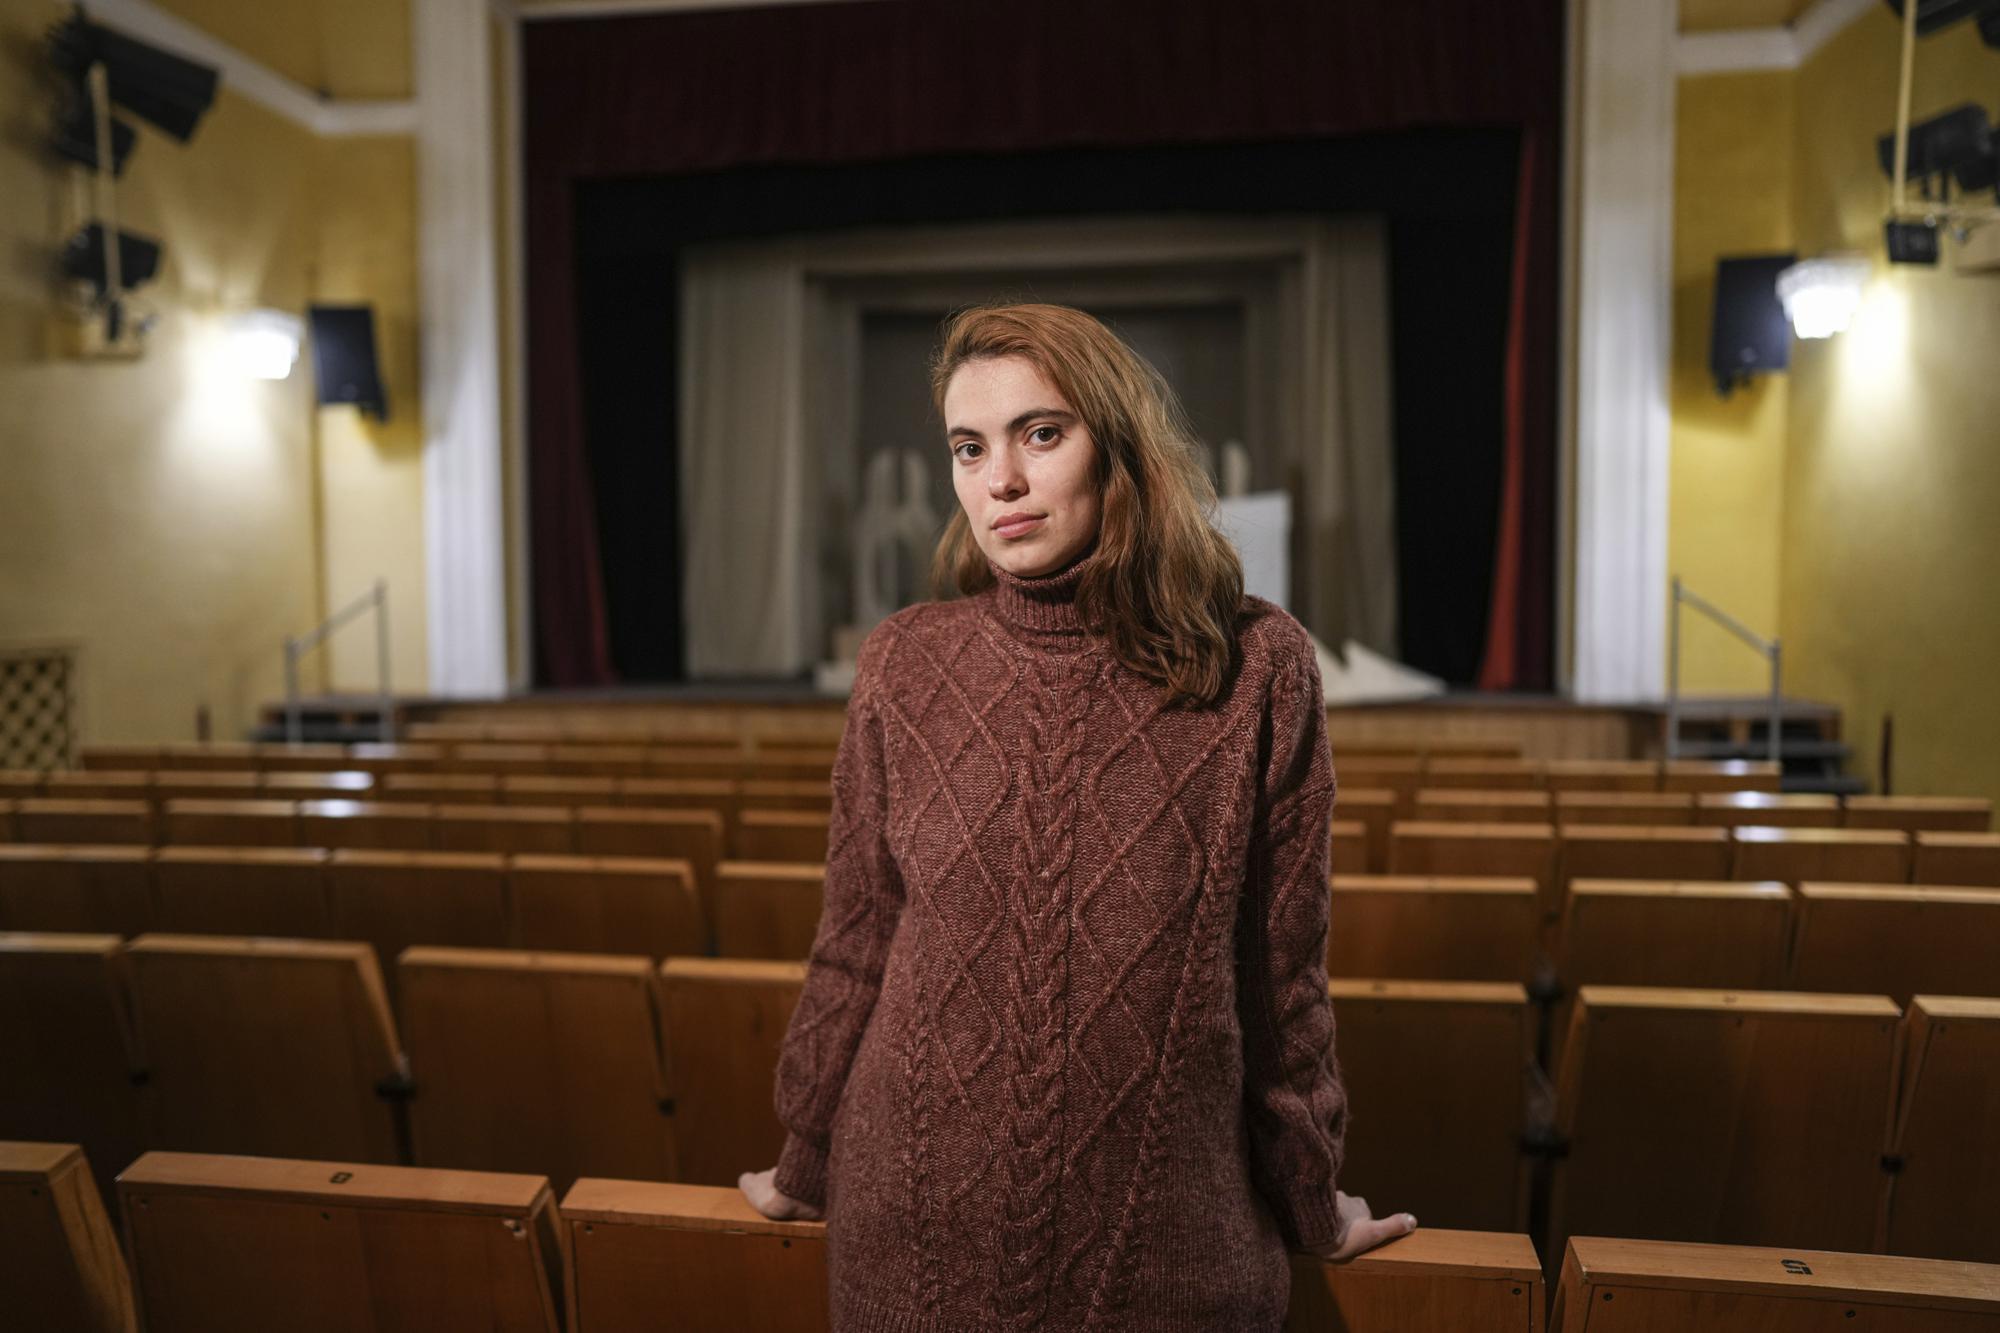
[3,927,1994,1275]
[0,794,830,862]
[8,1134,1998,1332]
[77,741,842,780]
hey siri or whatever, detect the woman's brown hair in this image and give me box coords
[927,302,1245,709]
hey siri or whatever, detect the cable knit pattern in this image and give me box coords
[771,543,1348,1333]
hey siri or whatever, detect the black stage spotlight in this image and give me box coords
[59,220,161,292]
[1881,0,2000,36]
[46,9,218,143]
[1875,103,1993,189]
[308,305,390,422]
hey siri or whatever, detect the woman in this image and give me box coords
[740,302,1414,1331]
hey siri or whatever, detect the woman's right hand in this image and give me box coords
[1303,1191,1417,1262]
[738,1166,825,1222]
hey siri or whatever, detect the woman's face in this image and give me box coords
[943,354,1102,578]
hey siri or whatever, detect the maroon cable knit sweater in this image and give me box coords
[771,542,1348,1332]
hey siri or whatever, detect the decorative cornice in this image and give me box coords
[1675,0,1876,75]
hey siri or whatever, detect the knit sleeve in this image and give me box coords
[1236,626,1349,1253]
[769,655,906,1208]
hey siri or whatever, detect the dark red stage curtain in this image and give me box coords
[525,0,1562,687]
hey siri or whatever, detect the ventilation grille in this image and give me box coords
[0,648,77,771]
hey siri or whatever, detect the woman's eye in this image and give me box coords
[1030,425,1060,444]
[951,441,979,461]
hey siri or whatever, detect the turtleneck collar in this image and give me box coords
[985,539,1099,638]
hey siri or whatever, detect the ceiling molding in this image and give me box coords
[1675,0,1875,74]
[84,0,415,137]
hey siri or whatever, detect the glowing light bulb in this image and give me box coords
[1774,255,1870,340]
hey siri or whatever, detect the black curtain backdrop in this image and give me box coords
[525,0,1563,689]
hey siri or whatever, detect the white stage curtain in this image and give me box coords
[678,242,818,678]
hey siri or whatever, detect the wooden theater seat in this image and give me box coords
[399,948,676,1191]
[1411,789,1553,824]
[1693,792,1841,829]
[1329,819,1370,874]
[79,745,162,771]
[244,742,351,772]
[1542,759,1659,792]
[119,1152,562,1332]
[733,809,829,863]
[376,772,500,804]
[1910,831,2000,887]
[578,807,724,928]
[297,798,435,849]
[448,743,555,776]
[509,855,706,958]
[14,799,153,847]
[614,776,737,818]
[434,802,576,854]
[1550,1234,2000,1330]
[1327,876,1540,983]
[326,850,512,1000]
[345,742,446,773]
[152,847,332,939]
[0,1141,135,1333]
[125,935,405,1162]
[1556,826,1731,896]
[1549,986,1900,1267]
[0,845,154,936]
[559,1180,831,1333]
[1388,822,1558,920]
[1331,788,1397,873]
[1325,980,1534,1232]
[1882,996,2000,1265]
[1730,826,1912,885]
[543,744,649,779]
[735,779,833,814]
[1332,757,1422,812]
[258,769,376,801]
[148,771,261,802]
[159,798,298,848]
[1843,794,1992,833]
[44,770,151,801]
[0,935,147,1205]
[655,958,803,1186]
[1787,884,2000,1004]
[503,775,619,807]
[1659,759,1781,793]
[1552,791,1694,825]
[712,861,822,960]
[1420,758,1544,791]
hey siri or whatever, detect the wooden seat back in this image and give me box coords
[0,846,154,936]
[1788,884,2000,1004]
[509,854,705,958]
[126,935,405,1163]
[1328,876,1540,983]
[1549,986,1900,1267]
[326,851,512,1002]
[1910,832,2000,887]
[15,800,152,847]
[400,948,676,1192]
[1883,996,2000,1265]
[732,809,829,864]
[712,861,822,960]
[1730,826,1912,885]
[1551,1234,2000,1330]
[160,799,296,848]
[152,847,332,939]
[0,934,147,1205]
[655,958,802,1186]
[0,1141,135,1333]
[120,1151,562,1332]
[1326,980,1534,1232]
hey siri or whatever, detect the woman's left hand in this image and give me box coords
[1303,1191,1417,1261]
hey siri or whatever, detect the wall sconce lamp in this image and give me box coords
[224,308,305,379]
[1774,255,1871,339]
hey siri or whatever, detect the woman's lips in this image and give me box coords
[995,516,1044,538]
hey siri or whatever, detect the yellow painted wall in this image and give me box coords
[152,0,412,100]
[1781,10,2000,806]
[0,0,424,746]
[1668,71,1793,693]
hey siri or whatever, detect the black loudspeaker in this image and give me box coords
[46,12,218,143]
[308,304,389,421]
[1886,218,1942,264]
[59,221,160,292]
[1710,253,1796,397]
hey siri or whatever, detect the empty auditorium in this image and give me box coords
[4,0,1999,1328]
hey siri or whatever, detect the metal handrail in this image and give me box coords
[1666,576,1782,764]
[283,579,392,745]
